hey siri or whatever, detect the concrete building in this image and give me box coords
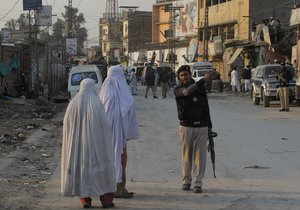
[198,0,294,81]
[121,6,152,66]
[99,16,123,64]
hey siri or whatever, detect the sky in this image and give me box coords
[0,0,156,46]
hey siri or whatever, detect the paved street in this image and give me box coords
[32,85,300,210]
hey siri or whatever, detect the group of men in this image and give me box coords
[142,64,173,99]
[230,65,252,92]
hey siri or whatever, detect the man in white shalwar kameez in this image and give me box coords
[61,78,116,208]
[231,67,241,92]
[99,65,139,198]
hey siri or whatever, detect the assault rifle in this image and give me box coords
[271,71,286,83]
[208,130,217,178]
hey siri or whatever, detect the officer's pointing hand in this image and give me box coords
[204,71,217,81]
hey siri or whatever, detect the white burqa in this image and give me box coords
[61,78,116,197]
[99,65,139,183]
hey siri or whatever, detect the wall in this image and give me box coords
[152,2,173,43]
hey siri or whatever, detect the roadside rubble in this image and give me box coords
[0,96,67,209]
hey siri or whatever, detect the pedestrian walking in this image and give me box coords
[61,78,116,209]
[242,65,252,92]
[160,67,170,98]
[174,65,214,193]
[231,67,241,92]
[277,62,293,112]
[99,65,140,198]
[129,68,138,95]
[145,65,158,98]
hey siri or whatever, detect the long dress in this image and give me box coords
[129,71,137,95]
[61,78,116,197]
[231,69,241,91]
[99,65,140,183]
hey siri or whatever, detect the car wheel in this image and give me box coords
[252,89,260,105]
[262,90,270,107]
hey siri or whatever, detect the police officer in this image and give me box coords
[174,65,215,193]
[277,62,293,112]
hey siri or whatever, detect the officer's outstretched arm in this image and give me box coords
[174,78,205,97]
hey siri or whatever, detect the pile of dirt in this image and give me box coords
[0,98,67,155]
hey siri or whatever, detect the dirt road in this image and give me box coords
[1,86,300,210]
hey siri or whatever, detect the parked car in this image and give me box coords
[251,64,296,107]
[68,65,103,99]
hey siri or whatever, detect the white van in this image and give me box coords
[68,65,103,99]
[191,61,213,82]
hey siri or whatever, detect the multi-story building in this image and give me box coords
[121,6,152,66]
[198,0,294,80]
[99,15,123,64]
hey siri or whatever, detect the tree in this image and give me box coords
[61,6,88,55]
[5,13,30,31]
[4,7,88,55]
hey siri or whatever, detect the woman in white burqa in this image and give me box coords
[99,65,139,198]
[61,78,116,208]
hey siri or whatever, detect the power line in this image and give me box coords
[0,0,19,21]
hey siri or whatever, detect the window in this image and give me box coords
[71,72,98,86]
[206,0,211,7]
[227,24,234,39]
[212,0,218,5]
[211,27,218,39]
[199,30,204,41]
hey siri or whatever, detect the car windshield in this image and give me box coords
[197,71,207,77]
[264,66,295,78]
[264,66,280,78]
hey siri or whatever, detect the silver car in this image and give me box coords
[251,64,296,107]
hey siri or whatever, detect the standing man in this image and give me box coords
[242,65,252,92]
[174,65,214,193]
[231,67,241,92]
[160,67,170,98]
[61,78,116,209]
[99,65,140,198]
[277,62,293,112]
[145,65,158,98]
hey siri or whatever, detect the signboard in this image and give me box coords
[290,8,300,26]
[213,35,223,55]
[66,38,77,56]
[36,6,52,26]
[23,0,42,11]
[174,0,198,37]
[187,38,198,62]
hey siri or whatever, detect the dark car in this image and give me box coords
[251,64,296,107]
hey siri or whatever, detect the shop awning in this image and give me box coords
[227,47,244,65]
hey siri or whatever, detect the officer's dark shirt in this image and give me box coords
[277,68,292,87]
[174,78,212,128]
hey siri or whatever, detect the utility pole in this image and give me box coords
[67,0,73,38]
[28,10,39,91]
[203,2,209,61]
[164,4,182,70]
